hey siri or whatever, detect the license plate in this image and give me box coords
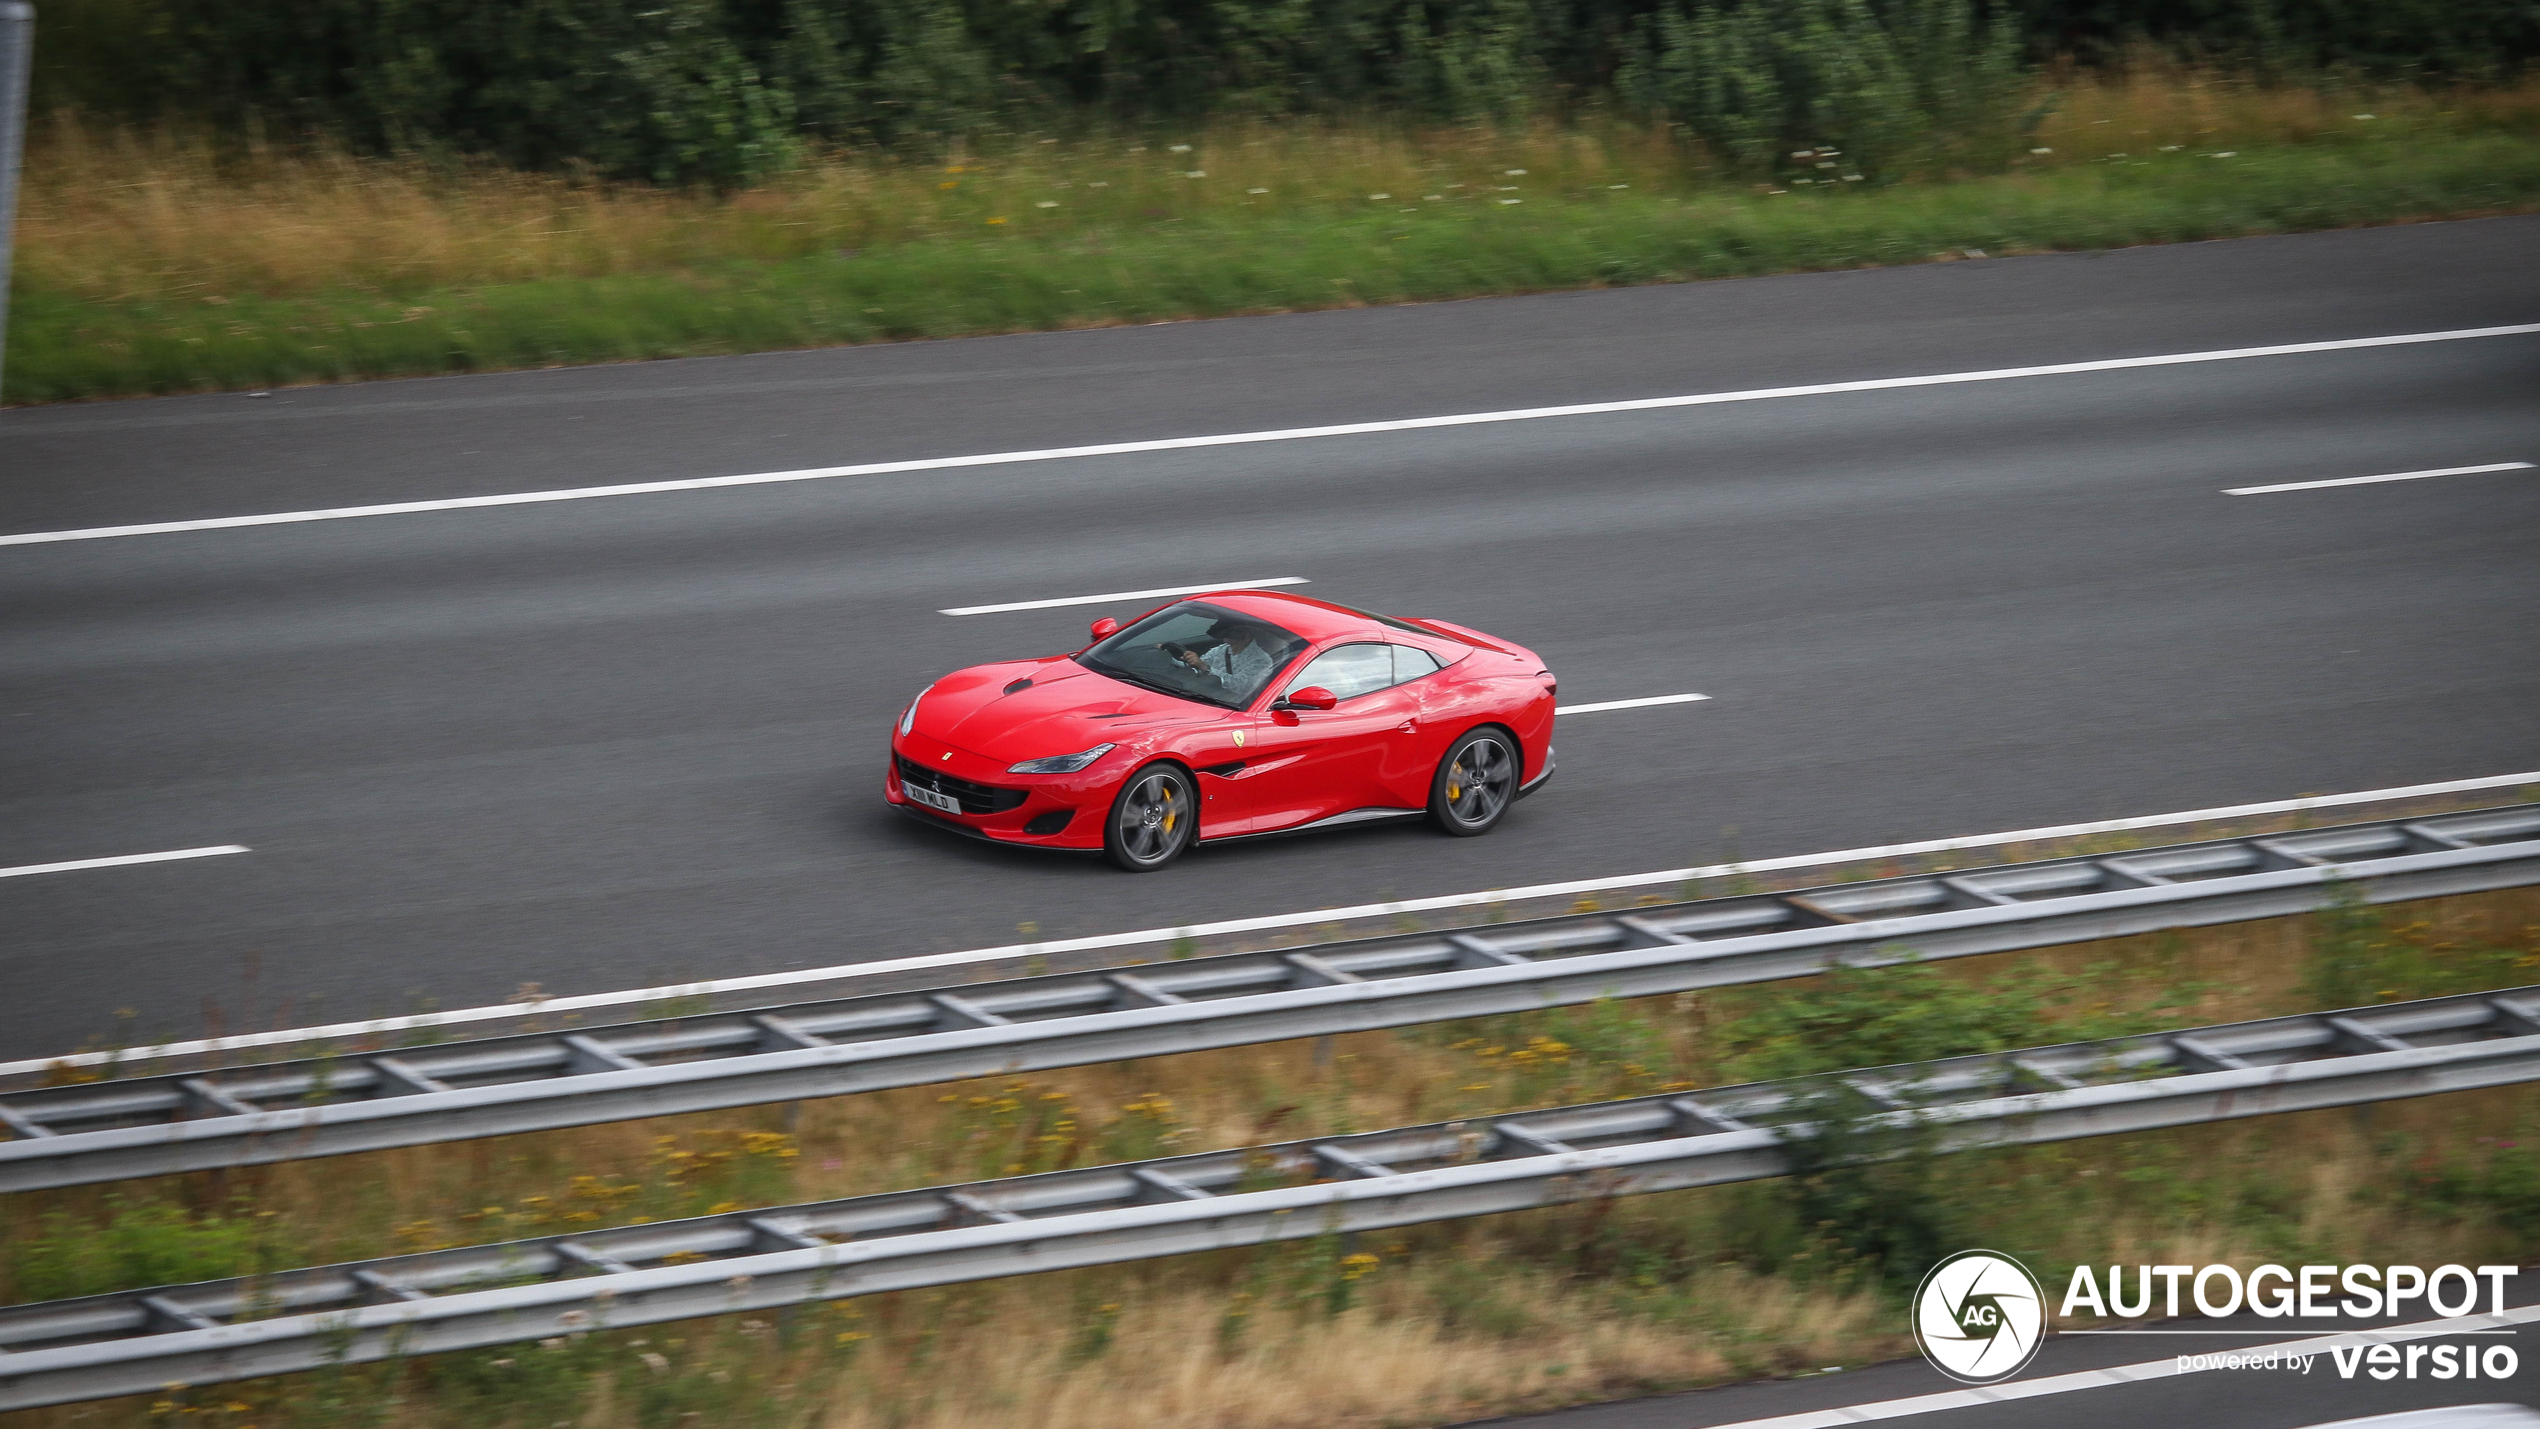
[903,779,963,816]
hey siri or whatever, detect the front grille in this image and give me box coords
[896,756,1029,815]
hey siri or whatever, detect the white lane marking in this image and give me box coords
[8,323,2537,548]
[1702,1303,2540,1428]
[0,845,250,881]
[1557,693,1710,716]
[942,577,1309,616]
[8,768,2532,1078]
[2226,460,2533,496]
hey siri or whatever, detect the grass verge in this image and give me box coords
[11,71,2540,404]
[4,887,2538,1427]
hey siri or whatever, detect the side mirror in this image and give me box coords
[1088,617,1119,642]
[1283,686,1337,712]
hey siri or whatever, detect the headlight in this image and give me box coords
[1007,743,1115,775]
[898,684,932,737]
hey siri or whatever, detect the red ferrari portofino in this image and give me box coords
[887,590,1556,870]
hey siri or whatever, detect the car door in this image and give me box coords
[1235,642,1421,831]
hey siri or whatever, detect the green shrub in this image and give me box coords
[32,0,2534,185]
[1618,0,2033,178]
[7,1195,291,1301]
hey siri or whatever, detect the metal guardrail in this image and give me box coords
[5,805,2536,1191]
[6,986,2539,1408]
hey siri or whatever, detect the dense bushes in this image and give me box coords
[1618,0,2032,178]
[24,0,2540,185]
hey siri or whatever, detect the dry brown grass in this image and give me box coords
[777,1264,1889,1429]
[20,67,2539,311]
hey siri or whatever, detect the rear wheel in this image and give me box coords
[1104,763,1197,871]
[1428,728,1518,836]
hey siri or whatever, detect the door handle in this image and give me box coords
[1395,721,1417,734]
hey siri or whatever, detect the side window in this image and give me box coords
[1287,643,1395,702]
[1390,645,1442,682]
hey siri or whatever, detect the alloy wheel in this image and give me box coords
[1444,735,1514,828]
[1111,767,1192,868]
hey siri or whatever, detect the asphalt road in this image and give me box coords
[4,216,2538,1062]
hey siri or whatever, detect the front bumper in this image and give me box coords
[884,739,1113,851]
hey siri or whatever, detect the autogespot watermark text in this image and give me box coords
[2061,1262,2523,1382]
[2062,1263,2518,1321]
[2169,1345,2524,1380]
[2174,1347,2324,1374]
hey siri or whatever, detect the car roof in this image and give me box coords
[1196,589,1424,643]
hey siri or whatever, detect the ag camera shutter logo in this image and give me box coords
[1913,1249,2047,1384]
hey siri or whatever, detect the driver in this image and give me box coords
[1172,619,1276,695]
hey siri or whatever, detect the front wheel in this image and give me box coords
[1428,729,1518,837]
[1104,763,1197,871]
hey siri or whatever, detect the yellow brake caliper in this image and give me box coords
[1447,763,1465,801]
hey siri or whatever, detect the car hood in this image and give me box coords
[910,659,1213,764]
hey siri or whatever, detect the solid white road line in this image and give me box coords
[0,845,250,881]
[8,768,2532,1078]
[1557,693,1711,716]
[2226,460,2533,496]
[941,577,1309,616]
[8,323,2537,548]
[1702,1303,2540,1428]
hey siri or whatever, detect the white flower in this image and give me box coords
[1246,187,1267,194]
[1089,181,1108,187]
[1791,150,1812,160]
[2354,113,2376,120]
[1036,201,1058,208]
[2029,147,2052,155]
[1498,197,1521,204]
[1422,194,1441,200]
[2159,145,2182,151]
[639,1352,670,1373]
[1184,170,1206,178]
[1168,144,1192,153]
[1842,174,1863,181]
[1504,168,1527,175]
[2209,151,2236,158]
[1368,192,1391,200]
[1608,183,1628,189]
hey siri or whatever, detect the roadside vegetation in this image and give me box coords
[5,886,2537,1428]
[12,67,2540,403]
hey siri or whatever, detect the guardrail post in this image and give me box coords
[0,3,33,405]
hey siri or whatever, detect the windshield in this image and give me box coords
[1076,602,1309,710]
